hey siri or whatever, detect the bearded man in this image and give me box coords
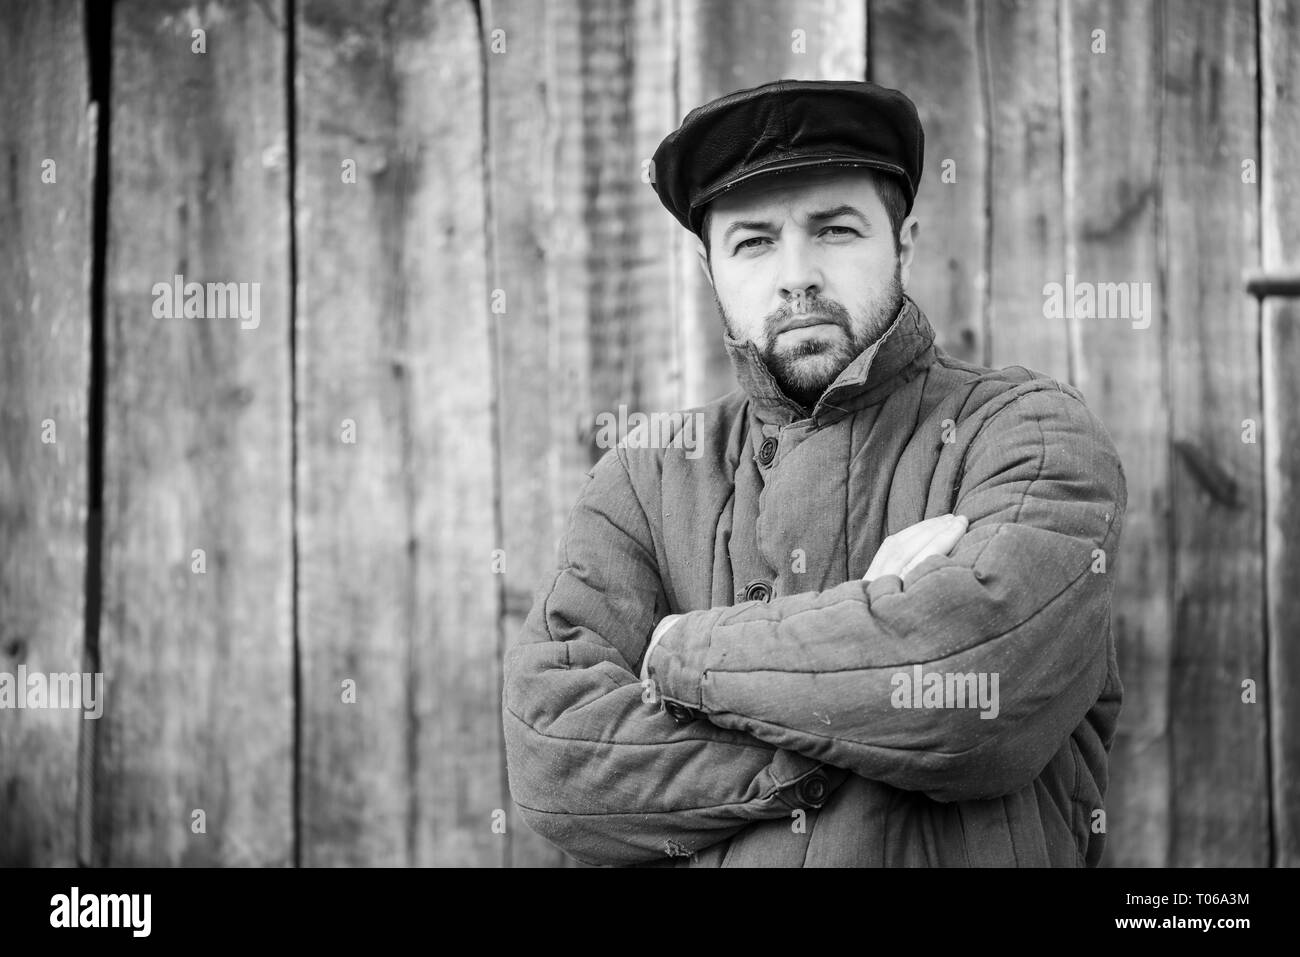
[503,79,1126,867]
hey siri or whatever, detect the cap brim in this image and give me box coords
[689,154,910,229]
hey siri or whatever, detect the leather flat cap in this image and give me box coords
[649,78,924,237]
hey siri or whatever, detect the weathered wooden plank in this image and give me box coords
[1262,0,1300,868]
[678,0,868,406]
[481,0,567,869]
[1163,1,1267,868]
[1062,0,1170,867]
[296,0,501,866]
[0,0,92,867]
[984,0,1069,380]
[582,1,683,425]
[870,0,985,364]
[481,0,682,867]
[539,0,596,592]
[97,0,293,865]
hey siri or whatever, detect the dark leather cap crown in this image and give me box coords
[649,78,924,237]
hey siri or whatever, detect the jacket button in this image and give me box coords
[795,770,830,807]
[743,580,773,603]
[757,437,778,466]
[664,701,700,724]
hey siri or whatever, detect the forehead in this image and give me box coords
[706,167,885,223]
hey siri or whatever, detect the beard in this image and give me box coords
[717,261,905,410]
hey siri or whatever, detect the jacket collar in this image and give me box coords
[722,294,937,427]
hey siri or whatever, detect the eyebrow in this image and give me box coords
[721,205,871,245]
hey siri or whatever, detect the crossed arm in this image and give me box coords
[640,512,971,681]
[503,385,1125,865]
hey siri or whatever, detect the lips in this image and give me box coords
[778,314,838,333]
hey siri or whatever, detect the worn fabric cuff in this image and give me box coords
[645,605,730,710]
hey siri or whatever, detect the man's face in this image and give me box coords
[701,168,917,409]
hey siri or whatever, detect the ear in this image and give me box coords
[694,237,714,289]
[897,214,920,290]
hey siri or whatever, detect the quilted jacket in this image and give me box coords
[503,296,1126,867]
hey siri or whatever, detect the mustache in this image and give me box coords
[765,295,853,337]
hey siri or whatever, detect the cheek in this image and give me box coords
[832,248,898,299]
[715,271,770,333]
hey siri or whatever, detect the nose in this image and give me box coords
[776,233,822,307]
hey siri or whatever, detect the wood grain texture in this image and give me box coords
[678,0,868,407]
[1062,0,1170,867]
[97,0,293,865]
[539,0,597,586]
[482,0,682,867]
[0,0,92,867]
[1262,0,1300,868]
[1162,1,1266,867]
[984,0,1069,380]
[295,0,502,866]
[870,0,986,364]
[480,0,561,868]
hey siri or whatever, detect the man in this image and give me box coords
[503,79,1126,867]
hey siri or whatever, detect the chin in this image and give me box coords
[789,348,848,379]
[778,363,839,401]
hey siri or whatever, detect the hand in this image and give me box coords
[863,513,969,584]
[640,613,682,683]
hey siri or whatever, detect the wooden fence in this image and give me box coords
[1,0,1296,867]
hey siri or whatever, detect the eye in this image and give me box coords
[734,236,770,253]
[821,225,859,238]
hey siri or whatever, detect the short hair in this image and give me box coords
[700,171,908,263]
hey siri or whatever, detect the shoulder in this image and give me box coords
[610,388,748,478]
[922,348,1106,437]
[912,348,1125,500]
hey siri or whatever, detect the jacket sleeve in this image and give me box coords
[645,383,1126,803]
[502,446,841,867]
